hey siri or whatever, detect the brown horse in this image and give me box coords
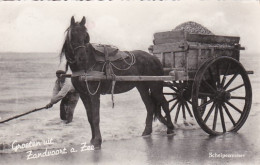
[60,16,174,149]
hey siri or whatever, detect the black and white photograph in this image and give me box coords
[0,0,259,164]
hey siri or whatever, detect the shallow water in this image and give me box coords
[0,52,259,156]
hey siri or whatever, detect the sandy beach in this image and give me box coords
[1,127,260,165]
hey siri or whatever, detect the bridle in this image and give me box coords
[65,28,87,64]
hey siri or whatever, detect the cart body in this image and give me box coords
[149,30,244,80]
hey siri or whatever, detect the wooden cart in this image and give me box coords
[66,29,253,136]
[149,30,253,135]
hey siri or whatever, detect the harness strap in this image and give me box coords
[111,79,116,108]
[104,45,116,108]
[104,46,112,78]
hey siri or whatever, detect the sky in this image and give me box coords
[0,0,259,55]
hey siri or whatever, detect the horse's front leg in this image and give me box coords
[79,93,95,143]
[90,94,102,149]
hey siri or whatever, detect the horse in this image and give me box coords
[60,16,174,149]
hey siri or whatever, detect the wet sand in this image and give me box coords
[1,113,259,165]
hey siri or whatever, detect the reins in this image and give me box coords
[74,45,86,52]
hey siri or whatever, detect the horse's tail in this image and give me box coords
[151,92,168,125]
[150,94,161,121]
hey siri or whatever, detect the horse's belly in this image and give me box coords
[102,81,136,94]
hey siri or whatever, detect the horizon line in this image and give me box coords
[0,51,59,54]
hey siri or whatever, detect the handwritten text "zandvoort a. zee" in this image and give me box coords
[26,142,94,160]
[11,139,94,160]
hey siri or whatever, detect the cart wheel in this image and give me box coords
[192,57,252,135]
[163,81,206,125]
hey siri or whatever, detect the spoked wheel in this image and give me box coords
[164,81,207,125]
[192,57,252,135]
[164,81,193,125]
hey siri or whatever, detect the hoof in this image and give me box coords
[188,121,196,126]
[142,130,152,136]
[94,145,101,150]
[167,128,175,135]
[169,124,175,130]
[142,133,151,138]
[65,120,72,124]
[90,139,102,150]
[60,114,67,121]
[184,122,189,126]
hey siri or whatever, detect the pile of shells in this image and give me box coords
[173,21,214,35]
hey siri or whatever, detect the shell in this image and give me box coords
[173,21,214,35]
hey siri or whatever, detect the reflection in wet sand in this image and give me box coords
[142,130,256,165]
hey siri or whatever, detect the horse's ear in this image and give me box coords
[80,16,86,26]
[85,32,90,43]
[71,16,76,26]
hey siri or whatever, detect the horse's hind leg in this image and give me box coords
[150,96,167,125]
[136,84,155,136]
[150,84,175,134]
[160,95,175,134]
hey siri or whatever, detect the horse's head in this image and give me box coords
[69,16,89,46]
[62,16,93,72]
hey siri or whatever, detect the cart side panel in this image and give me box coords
[214,49,240,61]
[187,49,199,70]
[152,42,185,54]
[187,33,240,45]
[199,49,211,64]
[153,30,185,45]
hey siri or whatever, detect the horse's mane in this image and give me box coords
[59,27,72,73]
[59,28,70,62]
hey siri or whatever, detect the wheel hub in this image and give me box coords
[178,88,191,101]
[216,89,231,103]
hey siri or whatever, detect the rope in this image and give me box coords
[109,51,136,71]
[84,76,101,96]
[84,63,106,96]
[121,52,136,66]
